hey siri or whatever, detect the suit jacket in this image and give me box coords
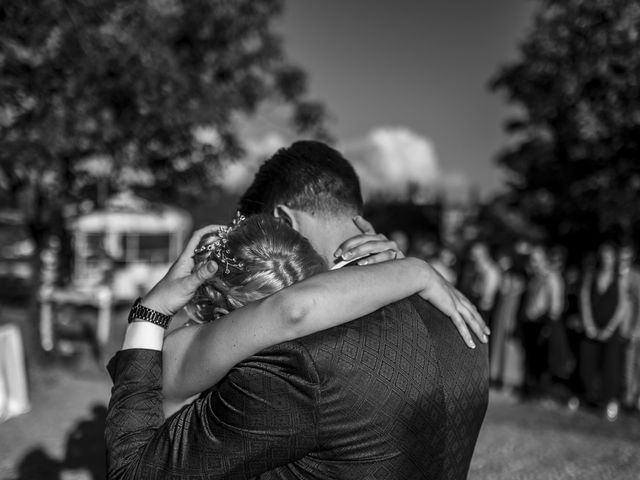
[105,296,488,479]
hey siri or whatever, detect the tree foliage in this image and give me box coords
[0,0,329,245]
[490,0,640,251]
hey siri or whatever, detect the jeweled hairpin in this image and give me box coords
[194,211,247,274]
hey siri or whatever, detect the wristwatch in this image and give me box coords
[127,297,172,329]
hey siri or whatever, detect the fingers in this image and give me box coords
[457,301,488,344]
[335,216,404,261]
[357,250,398,265]
[352,215,376,234]
[456,293,489,335]
[448,306,477,349]
[426,285,478,349]
[342,239,399,263]
[334,233,386,259]
[182,225,223,259]
[185,259,219,290]
[335,233,403,262]
[428,280,489,348]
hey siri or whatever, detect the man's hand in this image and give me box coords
[336,216,489,347]
[141,225,221,316]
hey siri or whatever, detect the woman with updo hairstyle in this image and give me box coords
[186,215,325,323]
[162,214,483,416]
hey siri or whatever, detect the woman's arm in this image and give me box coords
[479,266,501,311]
[162,257,479,412]
[547,273,565,322]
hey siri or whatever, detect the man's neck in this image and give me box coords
[296,212,362,267]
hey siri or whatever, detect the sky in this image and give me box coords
[270,0,536,196]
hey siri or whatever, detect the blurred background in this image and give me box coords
[1,0,640,478]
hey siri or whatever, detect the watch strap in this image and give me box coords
[128,297,172,329]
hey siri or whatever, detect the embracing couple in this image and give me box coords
[105,140,489,479]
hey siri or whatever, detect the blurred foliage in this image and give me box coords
[490,0,640,252]
[0,0,330,247]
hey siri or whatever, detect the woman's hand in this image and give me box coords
[333,216,404,265]
[141,225,221,316]
[418,262,488,347]
[336,216,489,346]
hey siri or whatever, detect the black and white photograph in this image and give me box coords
[1,1,639,479]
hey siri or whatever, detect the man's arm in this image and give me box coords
[106,343,320,479]
[104,223,319,479]
[106,348,164,480]
[105,225,220,479]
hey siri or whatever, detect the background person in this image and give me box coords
[490,248,526,391]
[518,245,564,399]
[467,241,502,333]
[580,243,628,421]
[619,244,640,412]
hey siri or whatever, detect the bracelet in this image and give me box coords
[127,297,172,329]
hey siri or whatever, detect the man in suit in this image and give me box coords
[106,141,489,479]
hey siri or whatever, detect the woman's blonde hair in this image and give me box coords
[186,214,326,323]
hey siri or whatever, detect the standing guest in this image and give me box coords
[546,247,575,395]
[518,245,564,399]
[580,243,628,421]
[409,232,438,261]
[563,264,586,411]
[430,246,458,285]
[468,241,502,331]
[490,249,526,391]
[389,229,410,256]
[620,244,640,411]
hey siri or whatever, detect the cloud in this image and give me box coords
[214,133,287,194]
[341,127,441,200]
[214,127,470,202]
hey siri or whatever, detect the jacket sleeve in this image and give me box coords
[105,349,165,480]
[105,344,320,479]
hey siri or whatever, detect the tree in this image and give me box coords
[490,0,640,253]
[0,0,329,358]
[0,0,329,239]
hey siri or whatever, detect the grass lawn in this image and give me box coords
[1,303,639,480]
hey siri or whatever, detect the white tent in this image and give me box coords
[68,191,192,300]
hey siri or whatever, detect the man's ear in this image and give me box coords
[273,204,300,231]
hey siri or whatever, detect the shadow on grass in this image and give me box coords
[12,404,106,480]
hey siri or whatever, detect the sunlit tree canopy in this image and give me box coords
[491,0,640,250]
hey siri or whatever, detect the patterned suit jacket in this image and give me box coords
[106,296,488,479]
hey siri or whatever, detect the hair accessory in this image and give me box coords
[193,211,246,274]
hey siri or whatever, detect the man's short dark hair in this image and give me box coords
[239,140,363,217]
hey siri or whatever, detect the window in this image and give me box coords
[122,233,171,263]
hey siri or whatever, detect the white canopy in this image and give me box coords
[69,192,191,234]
